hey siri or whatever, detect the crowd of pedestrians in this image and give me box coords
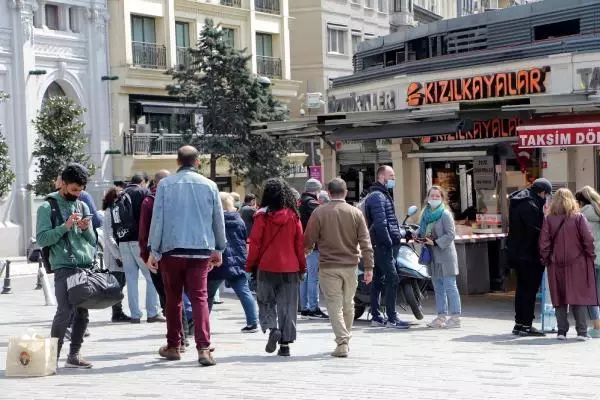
[36,148,600,371]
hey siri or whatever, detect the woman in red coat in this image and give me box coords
[539,188,598,341]
[247,178,306,357]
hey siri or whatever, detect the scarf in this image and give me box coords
[419,203,445,236]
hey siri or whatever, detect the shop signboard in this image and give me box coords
[327,89,398,113]
[517,122,600,148]
[306,93,323,109]
[309,165,322,183]
[407,66,551,107]
[473,156,495,190]
[421,117,522,144]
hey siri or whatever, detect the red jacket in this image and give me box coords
[247,207,306,274]
[138,189,155,263]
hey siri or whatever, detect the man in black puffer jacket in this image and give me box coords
[507,178,552,337]
[365,165,409,329]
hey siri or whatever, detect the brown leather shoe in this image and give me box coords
[159,346,181,361]
[197,348,216,366]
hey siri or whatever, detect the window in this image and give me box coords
[393,0,402,11]
[45,4,59,30]
[327,28,346,55]
[69,7,79,33]
[352,34,362,54]
[131,15,156,43]
[256,33,273,57]
[175,21,190,48]
[378,0,386,12]
[222,28,235,48]
[534,19,580,41]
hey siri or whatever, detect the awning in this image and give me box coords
[133,100,205,115]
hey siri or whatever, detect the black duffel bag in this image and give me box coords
[66,268,124,309]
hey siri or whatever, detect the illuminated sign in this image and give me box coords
[517,122,600,148]
[407,67,550,106]
[421,117,522,143]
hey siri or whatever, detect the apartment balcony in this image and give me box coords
[257,56,282,79]
[123,132,188,155]
[220,0,242,7]
[176,47,194,68]
[255,0,280,14]
[132,41,167,69]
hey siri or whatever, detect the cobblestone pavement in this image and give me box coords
[1,275,600,400]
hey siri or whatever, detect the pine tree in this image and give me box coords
[167,18,294,184]
[0,91,15,198]
[31,96,95,196]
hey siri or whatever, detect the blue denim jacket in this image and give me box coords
[148,168,227,261]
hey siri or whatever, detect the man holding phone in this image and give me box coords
[37,164,97,369]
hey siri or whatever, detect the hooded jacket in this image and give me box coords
[581,204,600,268]
[507,188,546,264]
[209,212,248,281]
[36,191,97,270]
[300,192,320,230]
[247,207,306,274]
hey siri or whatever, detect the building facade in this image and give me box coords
[107,0,303,191]
[0,0,111,257]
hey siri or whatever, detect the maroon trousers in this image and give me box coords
[160,256,211,349]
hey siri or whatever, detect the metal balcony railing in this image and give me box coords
[176,47,193,68]
[123,132,188,155]
[132,41,167,69]
[255,0,280,14]
[256,55,282,79]
[220,0,242,7]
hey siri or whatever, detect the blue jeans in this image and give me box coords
[587,269,600,320]
[208,274,258,326]
[119,241,160,320]
[370,245,400,321]
[431,275,462,315]
[300,250,320,311]
[183,292,193,321]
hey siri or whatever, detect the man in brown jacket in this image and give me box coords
[304,178,374,358]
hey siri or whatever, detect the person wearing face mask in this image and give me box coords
[36,164,97,369]
[507,178,553,337]
[364,165,409,329]
[418,186,461,329]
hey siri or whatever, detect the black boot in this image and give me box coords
[111,302,131,322]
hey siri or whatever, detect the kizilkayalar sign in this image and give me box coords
[407,66,551,106]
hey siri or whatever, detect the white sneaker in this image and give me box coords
[557,333,567,341]
[576,334,591,342]
[427,315,446,329]
[445,316,461,329]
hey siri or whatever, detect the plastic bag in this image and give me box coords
[5,330,58,377]
[67,269,124,309]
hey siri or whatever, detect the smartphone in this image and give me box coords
[82,215,93,221]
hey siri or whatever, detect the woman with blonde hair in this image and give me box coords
[575,186,600,337]
[207,192,258,332]
[418,185,461,329]
[539,188,597,341]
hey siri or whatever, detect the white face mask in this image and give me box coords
[428,199,442,209]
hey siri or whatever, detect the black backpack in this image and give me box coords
[111,191,137,243]
[41,197,82,274]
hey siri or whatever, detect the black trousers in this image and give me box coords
[514,261,545,326]
[51,268,89,358]
[111,271,127,316]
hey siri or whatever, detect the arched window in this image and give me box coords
[43,82,66,102]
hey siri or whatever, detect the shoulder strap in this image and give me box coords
[45,196,75,261]
[256,218,286,267]
[550,216,567,253]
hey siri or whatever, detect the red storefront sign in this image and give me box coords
[517,122,600,148]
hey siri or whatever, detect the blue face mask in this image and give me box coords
[386,179,396,190]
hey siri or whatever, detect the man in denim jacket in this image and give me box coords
[148,145,226,366]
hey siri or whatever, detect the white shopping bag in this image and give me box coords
[5,331,58,377]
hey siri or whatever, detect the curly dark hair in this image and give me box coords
[260,178,299,216]
[61,164,88,186]
[102,187,119,210]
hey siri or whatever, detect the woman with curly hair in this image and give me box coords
[247,178,306,357]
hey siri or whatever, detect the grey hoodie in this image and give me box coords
[581,204,600,268]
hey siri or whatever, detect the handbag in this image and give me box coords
[419,246,432,265]
[5,331,58,377]
[66,268,124,309]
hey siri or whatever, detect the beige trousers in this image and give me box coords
[319,267,358,345]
